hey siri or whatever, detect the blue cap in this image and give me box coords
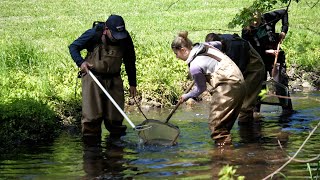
[106,15,128,40]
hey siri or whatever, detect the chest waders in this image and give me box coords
[81,40,126,137]
[238,45,266,122]
[205,56,246,145]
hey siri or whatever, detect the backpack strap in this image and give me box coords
[92,21,105,43]
[92,21,106,60]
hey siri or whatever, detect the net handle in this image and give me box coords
[133,96,148,120]
[165,81,195,123]
[271,42,281,78]
[88,70,136,129]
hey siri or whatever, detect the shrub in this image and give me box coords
[0,98,60,152]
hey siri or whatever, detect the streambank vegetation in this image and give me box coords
[0,0,319,150]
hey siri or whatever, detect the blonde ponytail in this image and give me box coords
[171,31,193,50]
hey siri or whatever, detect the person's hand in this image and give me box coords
[279,32,286,43]
[129,86,137,97]
[80,61,93,75]
[179,95,186,103]
[265,49,279,56]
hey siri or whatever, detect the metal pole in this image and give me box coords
[88,70,136,128]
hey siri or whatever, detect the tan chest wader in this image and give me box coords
[238,45,265,122]
[81,37,126,137]
[205,56,246,144]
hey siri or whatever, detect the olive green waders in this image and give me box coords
[81,42,126,137]
[207,57,246,144]
[238,45,265,122]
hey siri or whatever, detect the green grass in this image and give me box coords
[0,0,319,118]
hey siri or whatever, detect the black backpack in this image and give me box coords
[221,34,250,73]
[92,21,105,42]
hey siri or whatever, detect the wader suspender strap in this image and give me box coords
[98,46,102,60]
[204,53,221,62]
[202,44,222,62]
[99,34,108,60]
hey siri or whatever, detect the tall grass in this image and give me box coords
[0,0,319,113]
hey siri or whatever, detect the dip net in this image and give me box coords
[135,82,194,146]
[137,119,180,146]
[260,79,289,107]
[260,42,290,107]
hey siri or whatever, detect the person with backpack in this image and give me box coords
[68,14,137,140]
[241,9,294,117]
[171,31,246,146]
[205,33,265,123]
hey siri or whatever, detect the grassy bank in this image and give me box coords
[0,0,319,146]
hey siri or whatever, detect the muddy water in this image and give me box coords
[0,91,319,179]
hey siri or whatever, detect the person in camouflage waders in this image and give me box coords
[69,15,137,140]
[171,31,246,146]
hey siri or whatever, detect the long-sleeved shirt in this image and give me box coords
[182,43,220,100]
[68,23,137,86]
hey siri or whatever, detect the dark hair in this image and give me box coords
[205,32,228,52]
[171,31,193,50]
[205,33,221,42]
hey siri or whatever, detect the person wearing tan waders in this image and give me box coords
[205,33,265,124]
[69,15,137,139]
[171,31,246,146]
[242,9,294,117]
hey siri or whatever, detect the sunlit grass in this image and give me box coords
[0,0,318,107]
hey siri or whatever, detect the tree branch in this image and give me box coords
[306,0,319,8]
[262,120,320,180]
[166,0,181,11]
[278,139,320,163]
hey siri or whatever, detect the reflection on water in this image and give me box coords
[0,92,319,179]
[82,136,139,179]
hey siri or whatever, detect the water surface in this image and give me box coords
[0,91,319,179]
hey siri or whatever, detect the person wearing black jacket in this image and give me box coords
[241,9,294,117]
[205,33,265,123]
[69,14,137,139]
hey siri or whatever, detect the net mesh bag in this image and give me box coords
[137,119,180,146]
[260,80,289,106]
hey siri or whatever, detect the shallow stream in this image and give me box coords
[0,91,319,179]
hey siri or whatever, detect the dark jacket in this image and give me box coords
[219,34,250,73]
[241,9,288,68]
[68,23,137,86]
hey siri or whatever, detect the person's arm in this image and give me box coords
[121,34,137,97]
[279,9,289,41]
[122,34,137,87]
[206,41,222,51]
[277,9,289,34]
[181,65,207,101]
[68,29,95,67]
[264,9,289,41]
